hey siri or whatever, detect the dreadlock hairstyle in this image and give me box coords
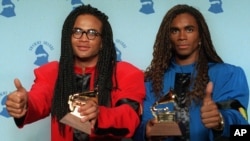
[51,4,117,135]
[144,4,223,103]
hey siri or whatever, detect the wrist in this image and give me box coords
[214,112,224,131]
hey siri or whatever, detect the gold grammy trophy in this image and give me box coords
[60,90,98,134]
[149,90,182,136]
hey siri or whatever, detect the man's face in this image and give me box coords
[71,14,102,66]
[170,13,200,65]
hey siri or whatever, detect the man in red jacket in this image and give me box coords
[5,4,145,141]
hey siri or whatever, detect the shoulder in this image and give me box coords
[209,63,244,73]
[34,61,59,74]
[116,61,143,71]
[115,61,144,75]
[208,63,246,78]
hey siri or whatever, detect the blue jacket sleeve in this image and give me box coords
[209,64,249,137]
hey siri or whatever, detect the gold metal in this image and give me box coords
[60,90,98,134]
[149,89,182,136]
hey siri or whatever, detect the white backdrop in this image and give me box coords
[1,0,250,140]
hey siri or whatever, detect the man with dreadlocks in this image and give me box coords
[133,4,249,141]
[5,4,145,141]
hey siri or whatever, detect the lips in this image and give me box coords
[77,45,90,51]
[177,44,189,49]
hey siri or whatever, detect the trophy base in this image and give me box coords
[149,122,182,136]
[60,113,91,134]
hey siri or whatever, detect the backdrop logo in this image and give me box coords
[71,0,84,9]
[0,0,16,17]
[208,0,223,14]
[138,0,224,15]
[115,39,127,61]
[139,0,155,14]
[29,41,54,66]
[0,91,10,118]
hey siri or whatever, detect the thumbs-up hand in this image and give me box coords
[5,78,28,118]
[201,82,223,130]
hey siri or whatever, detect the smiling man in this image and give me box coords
[6,4,145,141]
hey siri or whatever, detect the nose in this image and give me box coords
[178,30,187,40]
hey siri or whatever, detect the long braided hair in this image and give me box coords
[51,4,117,135]
[144,4,223,103]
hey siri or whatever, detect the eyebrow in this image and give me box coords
[170,25,195,29]
[73,27,98,31]
[185,25,195,29]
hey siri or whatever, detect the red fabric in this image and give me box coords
[20,61,145,141]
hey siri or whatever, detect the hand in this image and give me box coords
[146,118,157,138]
[5,78,28,118]
[78,98,99,128]
[146,118,166,141]
[201,82,222,130]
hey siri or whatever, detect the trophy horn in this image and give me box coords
[154,89,177,106]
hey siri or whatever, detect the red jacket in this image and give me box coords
[18,61,145,141]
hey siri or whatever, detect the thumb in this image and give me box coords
[203,81,213,103]
[14,78,26,93]
[13,78,28,110]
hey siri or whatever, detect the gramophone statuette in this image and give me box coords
[68,91,97,118]
[151,89,177,122]
[60,90,98,134]
[149,89,182,136]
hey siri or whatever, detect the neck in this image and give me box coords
[175,53,199,65]
[74,58,97,72]
[175,57,196,65]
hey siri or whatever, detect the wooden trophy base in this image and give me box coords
[149,122,182,136]
[60,113,91,134]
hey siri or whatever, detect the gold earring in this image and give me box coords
[198,42,201,46]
